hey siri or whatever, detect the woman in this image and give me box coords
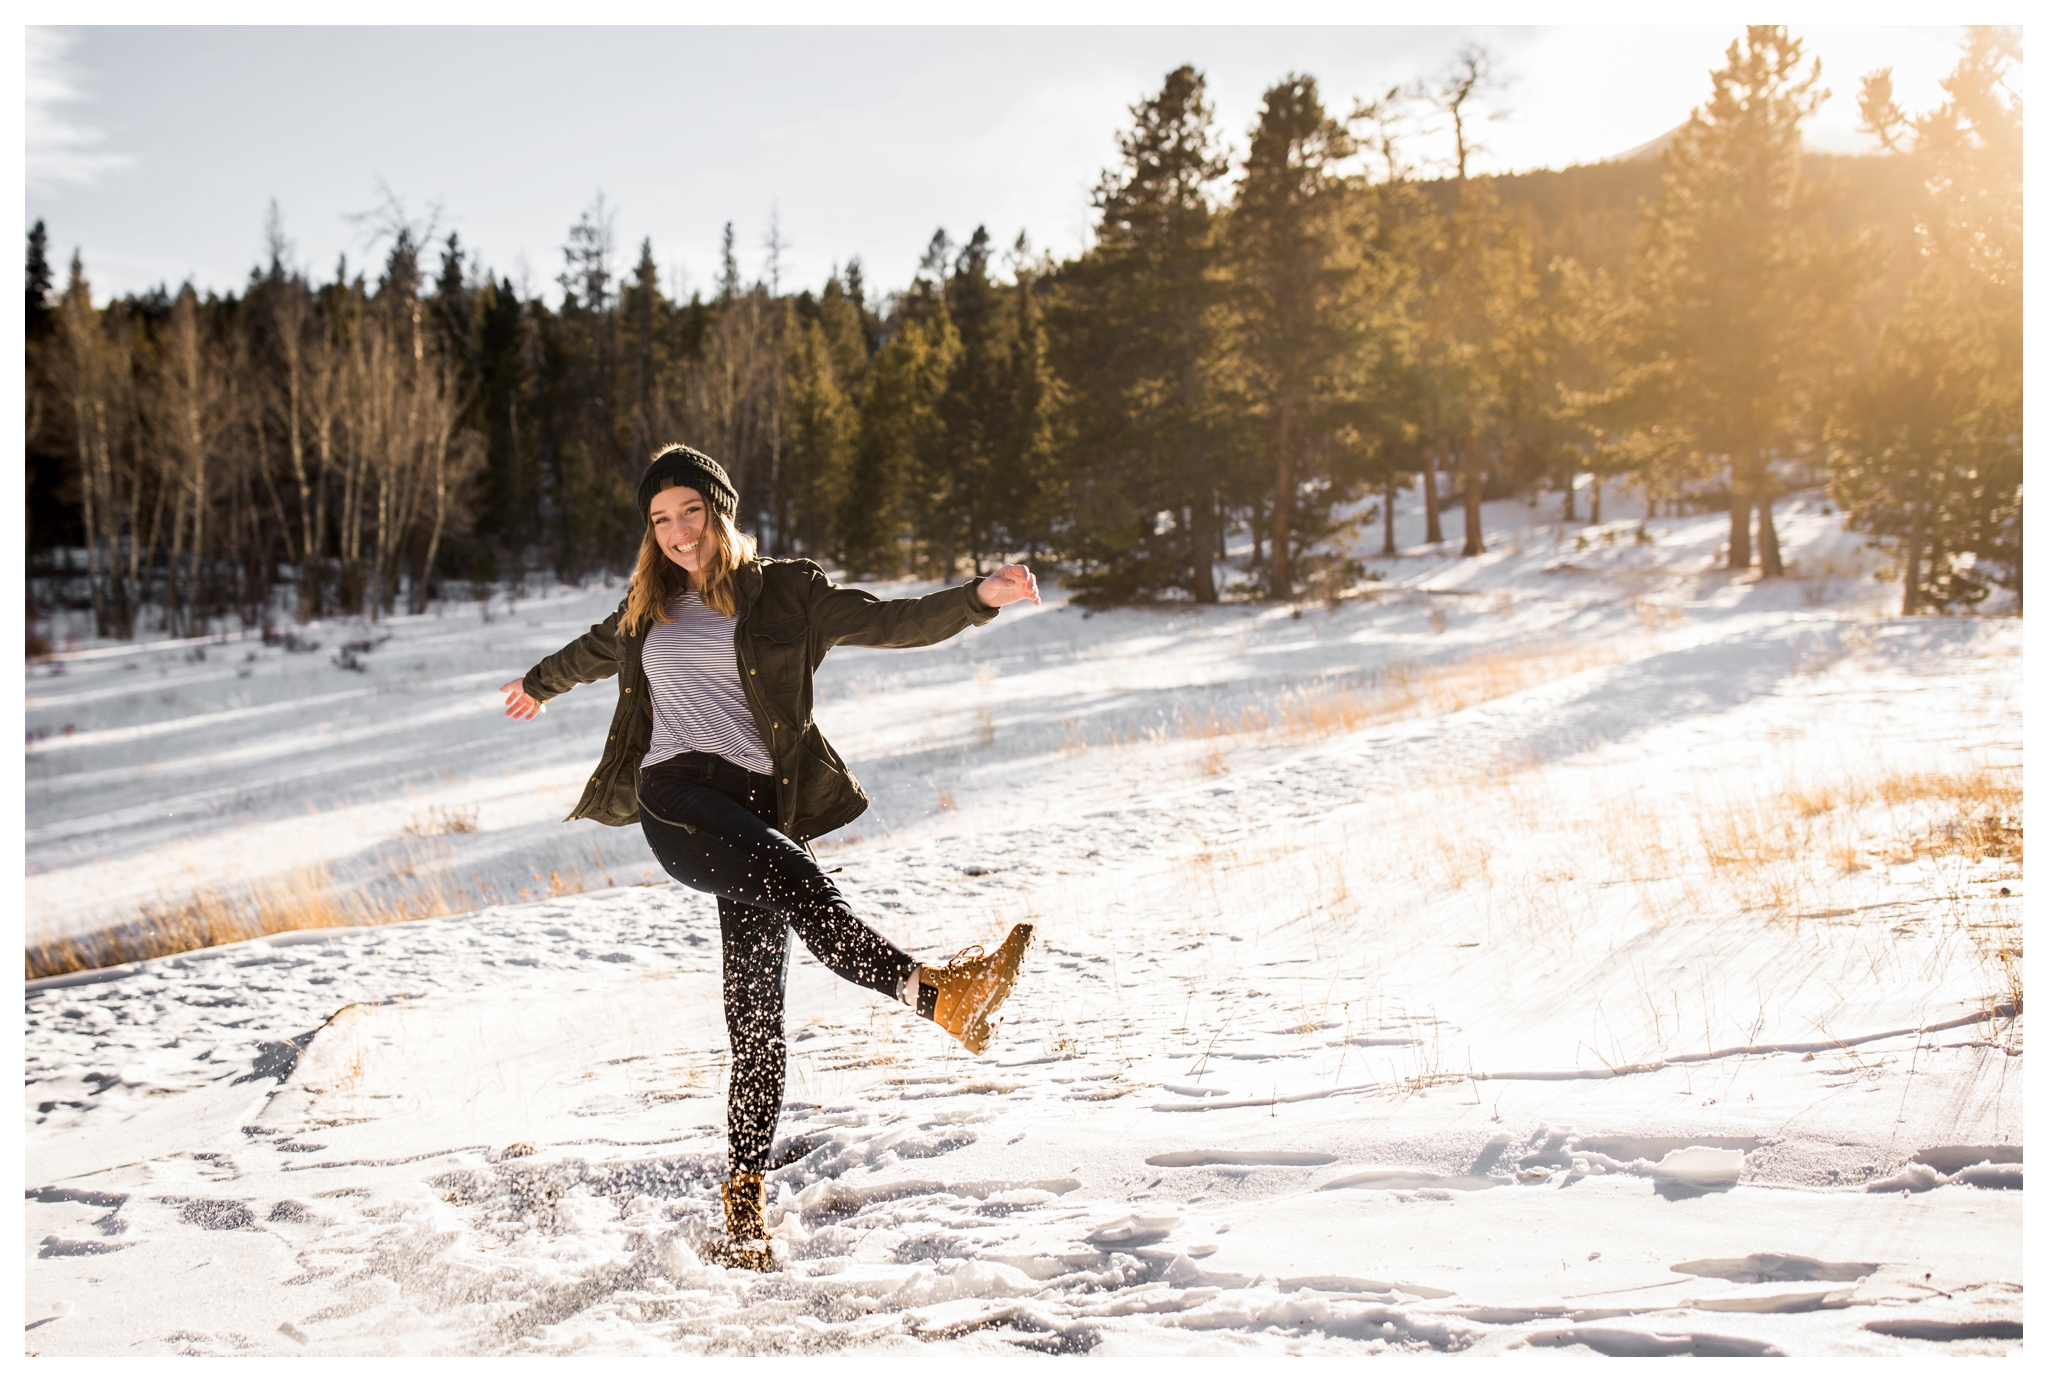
[498,442,1038,1270]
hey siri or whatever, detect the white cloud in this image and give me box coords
[27,27,136,193]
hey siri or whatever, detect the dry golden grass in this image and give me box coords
[1700,803,1807,871]
[401,805,479,836]
[1989,940,2023,1016]
[1829,843,1869,874]
[1684,759,2023,918]
[24,861,590,982]
[1784,784,1839,818]
[1162,642,1615,750]
[1599,801,1674,881]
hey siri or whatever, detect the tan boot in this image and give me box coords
[715,1172,772,1270]
[923,924,1035,1055]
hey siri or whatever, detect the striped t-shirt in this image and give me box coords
[641,591,774,775]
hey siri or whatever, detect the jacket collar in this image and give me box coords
[734,558,764,617]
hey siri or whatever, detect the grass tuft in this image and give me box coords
[400,805,480,836]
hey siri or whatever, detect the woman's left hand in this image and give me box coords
[977,564,1041,609]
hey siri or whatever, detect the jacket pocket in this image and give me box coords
[747,617,810,729]
[791,735,865,841]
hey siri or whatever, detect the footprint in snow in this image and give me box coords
[1145,1150,1337,1168]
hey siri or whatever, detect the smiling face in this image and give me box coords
[648,484,711,574]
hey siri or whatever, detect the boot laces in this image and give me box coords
[943,944,988,971]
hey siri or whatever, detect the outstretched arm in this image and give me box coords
[812,566,1009,651]
[497,598,627,721]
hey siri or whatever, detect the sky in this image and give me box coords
[26,24,1977,307]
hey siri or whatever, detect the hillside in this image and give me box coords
[25,492,2022,1356]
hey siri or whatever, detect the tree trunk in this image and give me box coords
[138,466,165,624]
[1423,452,1443,544]
[1590,473,1602,526]
[1270,404,1296,599]
[1755,492,1783,578]
[165,490,188,637]
[2011,498,2022,617]
[1188,487,1218,603]
[94,400,132,638]
[1562,467,1577,521]
[1459,439,1484,557]
[74,393,109,637]
[373,471,390,619]
[285,360,316,576]
[418,446,447,617]
[187,406,207,632]
[254,414,295,565]
[1923,503,1945,611]
[308,412,333,620]
[1382,473,1398,556]
[1727,459,1752,571]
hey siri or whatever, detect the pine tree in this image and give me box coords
[1232,74,1361,599]
[1056,64,1232,601]
[1344,96,1436,558]
[475,276,532,569]
[996,250,1061,562]
[1420,42,1522,557]
[938,227,1008,573]
[717,222,742,302]
[1634,27,1852,577]
[782,312,853,560]
[816,270,871,397]
[26,219,54,337]
[1834,27,2022,612]
[840,307,956,577]
[618,235,681,468]
[25,219,74,564]
[51,253,114,633]
[842,257,884,359]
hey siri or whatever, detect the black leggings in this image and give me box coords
[637,751,916,1175]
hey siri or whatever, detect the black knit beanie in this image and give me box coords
[637,444,738,520]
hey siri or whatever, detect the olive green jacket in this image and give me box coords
[522,559,999,840]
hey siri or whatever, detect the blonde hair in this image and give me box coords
[623,484,759,634]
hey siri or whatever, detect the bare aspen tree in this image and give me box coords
[301,305,342,615]
[1425,42,1515,559]
[686,284,784,531]
[155,287,224,634]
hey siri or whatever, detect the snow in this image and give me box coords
[25,490,2023,1356]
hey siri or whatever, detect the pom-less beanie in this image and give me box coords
[637,444,739,520]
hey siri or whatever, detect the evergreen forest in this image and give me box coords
[23,27,2022,642]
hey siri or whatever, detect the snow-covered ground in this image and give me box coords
[25,491,2023,1356]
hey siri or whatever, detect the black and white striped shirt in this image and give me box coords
[641,591,775,775]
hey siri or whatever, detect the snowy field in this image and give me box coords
[25,492,2023,1356]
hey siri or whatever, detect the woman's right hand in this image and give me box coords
[500,679,542,721]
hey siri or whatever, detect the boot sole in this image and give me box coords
[957,923,1034,1055]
